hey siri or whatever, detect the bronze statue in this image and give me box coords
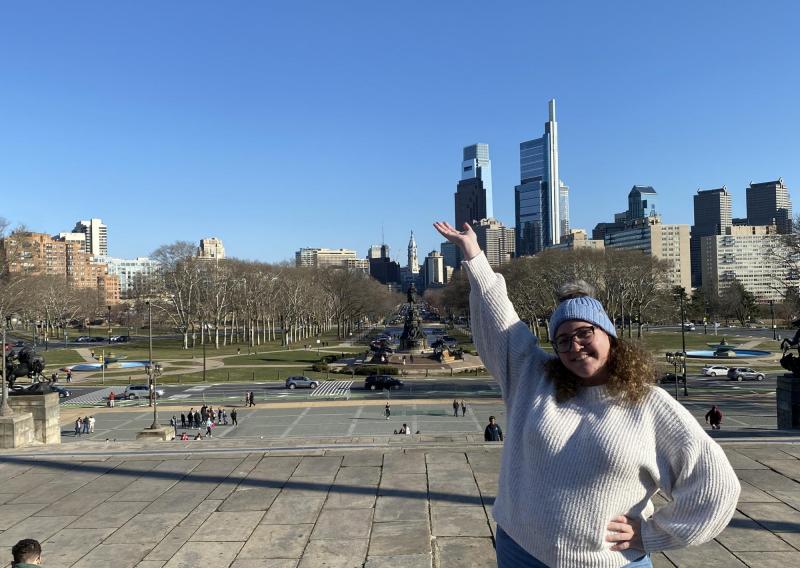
[406,283,418,305]
[779,319,800,377]
[5,346,46,391]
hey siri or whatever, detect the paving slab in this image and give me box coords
[163,541,243,567]
[106,512,187,544]
[737,501,800,533]
[311,508,374,540]
[297,538,368,568]
[237,523,313,559]
[716,511,795,551]
[663,540,748,567]
[365,553,432,568]
[71,543,151,568]
[191,511,264,541]
[431,505,491,537]
[219,487,280,511]
[735,551,800,566]
[368,520,430,556]
[435,536,497,568]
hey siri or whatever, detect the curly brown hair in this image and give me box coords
[544,338,657,404]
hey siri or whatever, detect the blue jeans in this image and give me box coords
[496,526,652,568]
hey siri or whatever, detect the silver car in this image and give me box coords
[285,376,320,389]
[124,385,165,399]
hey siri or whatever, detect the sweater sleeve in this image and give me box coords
[641,395,741,551]
[462,252,542,397]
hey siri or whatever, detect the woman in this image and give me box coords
[434,221,740,568]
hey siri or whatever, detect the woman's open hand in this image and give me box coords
[432,221,481,261]
[606,515,643,552]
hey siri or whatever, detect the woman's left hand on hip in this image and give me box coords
[606,515,643,551]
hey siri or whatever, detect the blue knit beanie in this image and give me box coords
[548,296,617,343]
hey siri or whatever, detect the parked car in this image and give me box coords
[659,373,685,384]
[727,367,765,381]
[702,365,729,377]
[75,336,93,343]
[124,384,165,399]
[49,385,71,398]
[364,375,404,390]
[285,376,320,389]
[109,335,129,343]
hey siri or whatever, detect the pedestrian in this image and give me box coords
[90,349,95,359]
[434,219,740,567]
[88,415,95,433]
[402,423,411,435]
[452,399,459,417]
[249,391,256,407]
[206,417,214,437]
[194,410,201,429]
[11,538,42,566]
[705,405,723,430]
[237,347,241,356]
[410,353,414,363]
[51,372,58,383]
[217,408,223,422]
[181,413,186,429]
[384,402,391,420]
[222,409,228,425]
[188,408,194,427]
[461,400,467,417]
[171,415,177,435]
[74,417,82,436]
[66,368,72,383]
[231,408,238,426]
[82,416,90,434]
[108,391,115,408]
[180,432,190,441]
[244,392,249,406]
[484,416,504,442]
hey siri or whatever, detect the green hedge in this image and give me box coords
[353,365,399,376]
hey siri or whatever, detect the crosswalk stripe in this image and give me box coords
[310,380,352,399]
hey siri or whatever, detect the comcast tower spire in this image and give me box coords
[545,99,560,246]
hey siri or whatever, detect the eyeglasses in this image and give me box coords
[553,326,595,353]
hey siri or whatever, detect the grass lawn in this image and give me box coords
[39,349,86,368]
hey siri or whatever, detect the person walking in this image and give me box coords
[231,408,238,426]
[88,415,95,433]
[108,391,115,408]
[66,368,72,383]
[181,413,186,429]
[484,416,504,442]
[434,220,740,568]
[205,417,214,438]
[452,399,459,417]
[170,415,177,436]
[461,400,467,417]
[705,405,723,430]
[74,417,82,436]
[187,409,194,428]
[249,391,256,407]
[384,402,391,420]
[82,416,90,434]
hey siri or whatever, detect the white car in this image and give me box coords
[124,385,165,399]
[702,365,729,377]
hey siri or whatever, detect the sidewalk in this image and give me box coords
[1,437,799,567]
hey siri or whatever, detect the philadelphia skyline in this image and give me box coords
[1,1,797,263]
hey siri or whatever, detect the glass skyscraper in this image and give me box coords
[516,99,564,255]
[460,143,493,220]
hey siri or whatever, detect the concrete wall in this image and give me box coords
[9,393,61,445]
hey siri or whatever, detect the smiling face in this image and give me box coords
[555,320,613,382]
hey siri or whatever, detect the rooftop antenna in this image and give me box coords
[381,224,385,246]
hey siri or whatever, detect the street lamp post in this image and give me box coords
[1,325,13,417]
[770,299,777,340]
[147,301,158,429]
[316,338,321,356]
[678,289,688,396]
[665,352,679,399]
[107,305,112,344]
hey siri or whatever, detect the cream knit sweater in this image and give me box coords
[464,253,740,568]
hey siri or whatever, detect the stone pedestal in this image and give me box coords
[777,375,800,429]
[0,412,35,448]
[8,393,61,444]
[136,426,175,441]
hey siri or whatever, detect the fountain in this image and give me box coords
[684,337,770,359]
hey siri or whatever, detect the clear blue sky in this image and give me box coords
[1,1,798,264]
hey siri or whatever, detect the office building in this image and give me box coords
[627,186,658,221]
[369,256,401,286]
[94,256,160,298]
[474,218,515,267]
[559,181,570,238]
[516,99,563,255]
[455,178,487,230]
[604,218,691,292]
[295,248,360,269]
[198,237,225,260]
[367,244,390,260]
[72,218,108,256]
[690,187,732,288]
[592,212,628,241]
[461,143,493,219]
[700,225,786,301]
[407,231,419,274]
[440,241,461,273]
[423,251,446,289]
[548,229,605,251]
[746,178,793,234]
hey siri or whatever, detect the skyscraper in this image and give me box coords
[73,218,108,256]
[407,231,419,274]
[461,143,493,219]
[515,99,562,255]
[627,186,658,221]
[455,144,492,229]
[691,187,732,288]
[474,218,515,268]
[559,181,570,238]
[746,178,793,234]
[198,237,225,260]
